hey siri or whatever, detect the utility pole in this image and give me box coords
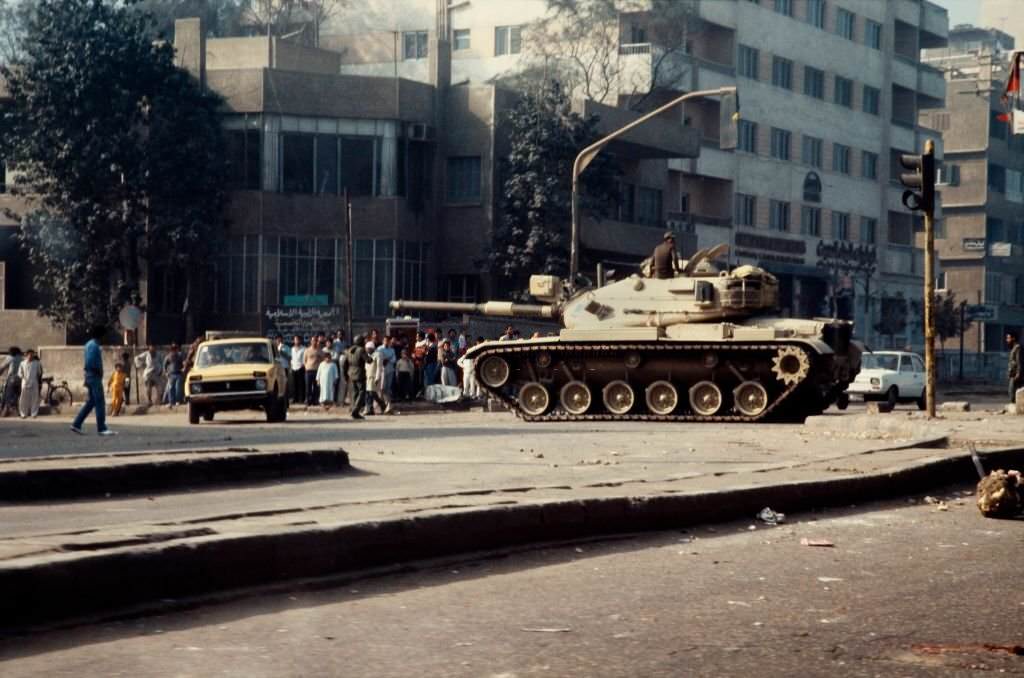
[898,140,937,417]
[570,87,739,285]
[344,188,353,341]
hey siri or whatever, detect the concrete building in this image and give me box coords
[331,0,949,347]
[922,25,1024,352]
[978,0,1024,49]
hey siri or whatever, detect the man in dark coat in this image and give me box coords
[652,232,679,279]
[345,335,373,420]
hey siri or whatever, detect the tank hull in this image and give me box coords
[469,335,849,423]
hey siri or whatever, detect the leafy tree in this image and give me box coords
[490,80,619,295]
[521,0,702,109]
[240,0,347,44]
[0,0,31,64]
[0,0,227,332]
[910,292,963,352]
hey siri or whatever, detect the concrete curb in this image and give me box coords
[2,446,1021,632]
[0,449,351,502]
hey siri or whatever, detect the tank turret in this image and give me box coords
[390,245,861,422]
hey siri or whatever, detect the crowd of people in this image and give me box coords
[0,347,43,418]
[272,325,500,419]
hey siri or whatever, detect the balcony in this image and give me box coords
[618,45,734,96]
[892,56,918,93]
[921,1,949,46]
[917,63,946,106]
[668,143,735,181]
[697,0,736,29]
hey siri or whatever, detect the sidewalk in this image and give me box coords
[1,408,1021,630]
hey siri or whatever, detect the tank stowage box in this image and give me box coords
[391,245,862,422]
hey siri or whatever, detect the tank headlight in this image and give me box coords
[190,383,203,394]
[870,377,880,386]
[255,379,267,390]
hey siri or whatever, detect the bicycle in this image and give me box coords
[41,376,74,409]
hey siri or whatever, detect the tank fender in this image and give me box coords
[783,338,833,356]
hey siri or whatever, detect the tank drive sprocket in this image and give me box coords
[771,345,810,386]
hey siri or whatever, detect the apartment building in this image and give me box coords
[922,25,1024,352]
[330,0,948,348]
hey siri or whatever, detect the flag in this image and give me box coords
[1003,51,1022,102]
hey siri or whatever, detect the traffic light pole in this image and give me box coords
[922,139,936,418]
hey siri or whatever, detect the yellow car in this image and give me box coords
[185,337,288,424]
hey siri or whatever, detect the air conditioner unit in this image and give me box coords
[406,122,435,142]
[937,165,960,186]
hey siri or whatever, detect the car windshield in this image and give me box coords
[196,343,270,368]
[862,354,899,371]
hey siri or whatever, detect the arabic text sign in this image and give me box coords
[264,305,345,339]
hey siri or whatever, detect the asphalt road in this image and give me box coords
[3,486,1022,677]
[0,390,1011,460]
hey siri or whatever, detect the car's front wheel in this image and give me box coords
[188,400,201,425]
[266,392,287,423]
[886,386,899,408]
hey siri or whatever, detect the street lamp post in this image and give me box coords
[569,86,739,285]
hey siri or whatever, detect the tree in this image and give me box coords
[240,0,347,44]
[489,80,619,296]
[0,0,228,332]
[132,0,246,40]
[0,0,31,64]
[521,0,701,110]
[910,292,962,352]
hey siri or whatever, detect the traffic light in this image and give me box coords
[899,147,936,215]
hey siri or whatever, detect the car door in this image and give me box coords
[910,354,925,397]
[896,355,916,396]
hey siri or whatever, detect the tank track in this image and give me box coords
[472,341,817,423]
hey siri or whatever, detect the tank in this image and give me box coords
[391,245,862,422]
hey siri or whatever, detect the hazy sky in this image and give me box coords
[937,0,979,28]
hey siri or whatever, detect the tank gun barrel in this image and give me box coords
[389,300,559,319]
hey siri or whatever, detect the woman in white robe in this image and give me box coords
[316,357,338,409]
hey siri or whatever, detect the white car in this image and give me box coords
[846,350,926,410]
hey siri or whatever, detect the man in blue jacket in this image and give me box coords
[71,325,116,436]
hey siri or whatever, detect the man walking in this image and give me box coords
[1008,332,1022,404]
[71,325,115,436]
[134,344,163,406]
[162,343,184,408]
[289,335,306,404]
[345,335,372,420]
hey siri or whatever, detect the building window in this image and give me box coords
[862,85,880,115]
[736,193,756,227]
[804,66,825,99]
[619,182,635,222]
[836,8,855,40]
[447,156,482,202]
[225,127,262,191]
[865,19,882,49]
[807,0,826,28]
[769,200,790,232]
[802,135,823,168]
[772,56,793,89]
[738,120,758,153]
[862,151,878,179]
[832,211,850,240]
[801,205,821,236]
[495,25,522,56]
[774,0,793,17]
[403,30,428,59]
[453,28,470,50]
[446,275,478,303]
[738,44,759,79]
[832,143,851,174]
[212,235,261,314]
[281,133,315,194]
[861,217,877,244]
[988,163,1007,193]
[834,76,853,107]
[770,127,791,160]
[986,217,1005,241]
[636,187,663,227]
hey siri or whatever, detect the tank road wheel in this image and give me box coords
[479,355,511,388]
[559,381,592,415]
[771,346,811,386]
[518,382,551,416]
[602,380,635,415]
[689,381,723,416]
[733,380,769,417]
[645,380,679,415]
[535,352,553,369]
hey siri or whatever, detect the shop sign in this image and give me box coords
[264,305,345,338]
